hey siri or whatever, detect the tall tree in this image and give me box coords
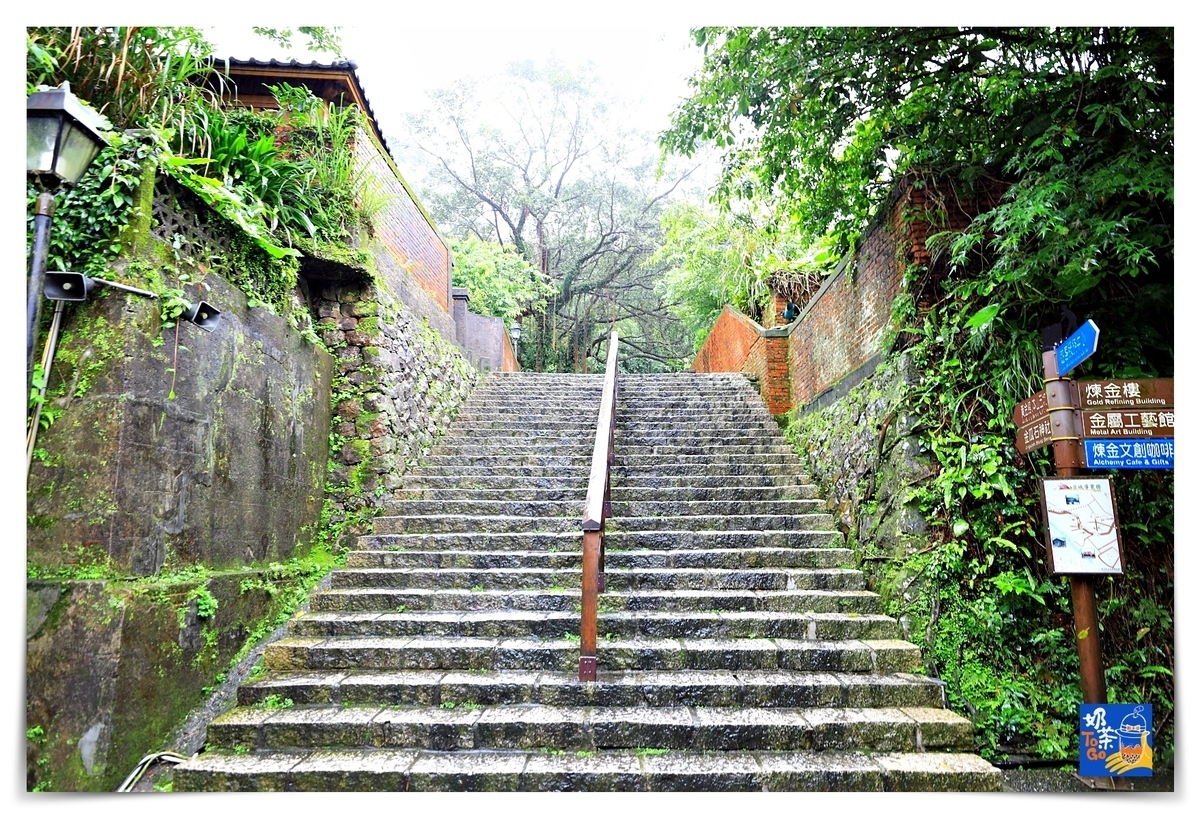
[405,61,701,372]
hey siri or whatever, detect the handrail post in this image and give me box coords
[580,330,618,682]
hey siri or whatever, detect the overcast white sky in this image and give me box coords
[210,24,703,145]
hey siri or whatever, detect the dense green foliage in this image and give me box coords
[651,201,835,350]
[27,26,378,336]
[448,235,555,324]
[27,26,217,134]
[667,27,1173,763]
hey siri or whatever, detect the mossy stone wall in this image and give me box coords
[785,352,933,618]
[27,272,333,576]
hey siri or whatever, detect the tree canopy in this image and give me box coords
[663,27,1173,301]
[406,61,702,372]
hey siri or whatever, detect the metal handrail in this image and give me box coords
[579,330,618,682]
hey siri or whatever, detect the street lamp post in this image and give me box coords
[26,81,109,385]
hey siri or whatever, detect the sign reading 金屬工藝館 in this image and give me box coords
[1082,409,1174,439]
[1084,439,1174,470]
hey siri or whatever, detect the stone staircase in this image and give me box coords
[173,371,1001,791]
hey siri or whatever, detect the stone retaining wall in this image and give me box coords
[316,282,478,544]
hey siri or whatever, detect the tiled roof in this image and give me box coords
[209,56,391,160]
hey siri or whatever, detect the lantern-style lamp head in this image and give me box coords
[509,321,522,345]
[27,82,109,188]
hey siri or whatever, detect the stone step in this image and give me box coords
[327,567,865,592]
[457,403,599,411]
[611,500,825,516]
[394,485,822,503]
[309,588,880,615]
[620,444,800,457]
[358,530,844,551]
[236,668,941,709]
[173,747,1002,792]
[418,453,804,469]
[613,432,779,445]
[264,636,921,675]
[610,473,815,489]
[407,463,805,479]
[396,486,586,502]
[406,468,589,481]
[345,546,852,571]
[372,513,836,535]
[611,463,803,477]
[201,702,970,754]
[606,514,838,532]
[385,500,585,518]
[383,499,825,518]
[288,610,898,642]
[371,516,577,535]
[436,424,595,436]
[431,443,800,458]
[609,485,822,501]
[616,399,770,411]
[403,467,816,486]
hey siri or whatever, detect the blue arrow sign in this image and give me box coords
[1084,438,1174,470]
[1056,319,1100,376]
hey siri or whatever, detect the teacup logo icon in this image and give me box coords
[1118,706,1149,765]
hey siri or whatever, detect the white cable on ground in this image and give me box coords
[116,751,190,792]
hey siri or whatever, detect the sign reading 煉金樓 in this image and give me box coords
[1077,378,1173,410]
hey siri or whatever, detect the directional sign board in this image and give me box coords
[1082,409,1174,439]
[1013,390,1049,428]
[1077,378,1173,410]
[1056,319,1100,376]
[1017,416,1055,454]
[1084,439,1175,470]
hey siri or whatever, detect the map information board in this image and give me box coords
[1039,477,1124,575]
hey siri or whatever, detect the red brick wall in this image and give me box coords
[354,129,450,311]
[787,215,905,406]
[693,306,763,373]
[694,176,1006,413]
[741,336,767,384]
[763,337,791,414]
[788,175,1006,406]
[500,333,519,373]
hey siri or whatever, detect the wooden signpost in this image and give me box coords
[1015,319,1174,711]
